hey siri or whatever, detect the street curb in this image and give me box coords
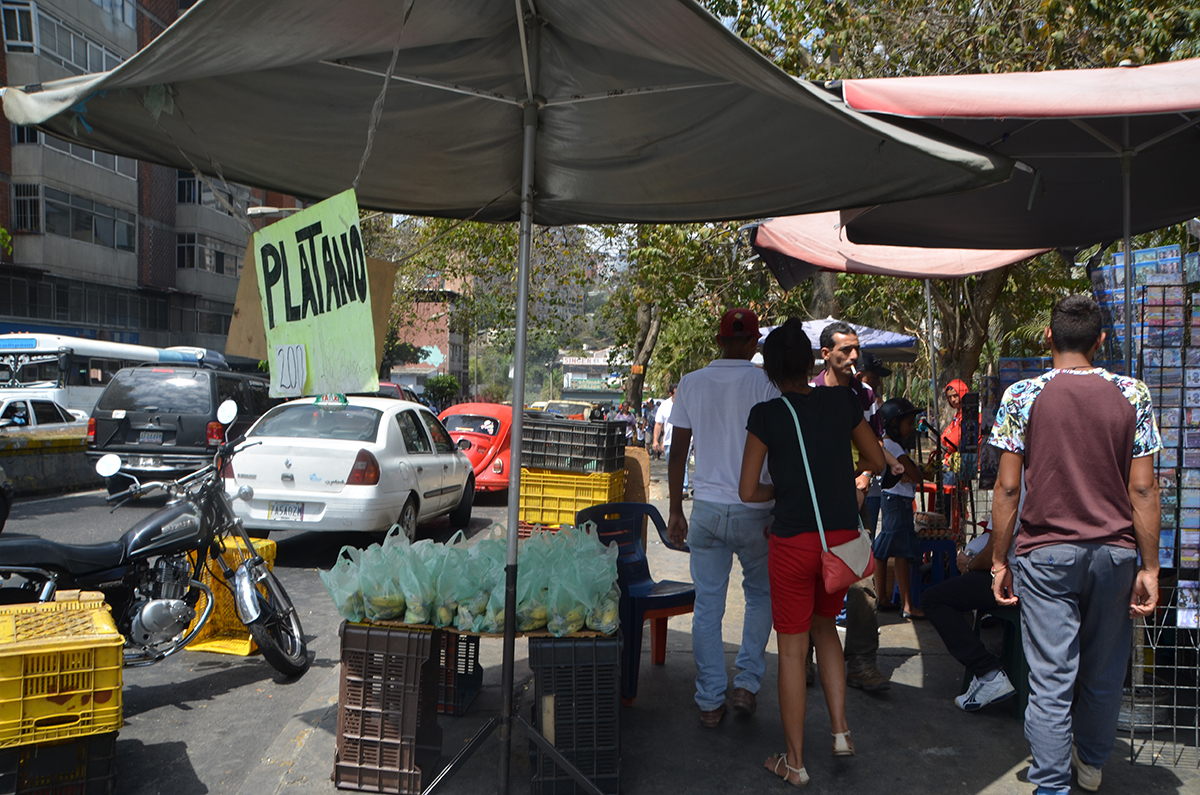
[235,662,342,795]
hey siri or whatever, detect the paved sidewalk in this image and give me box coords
[251,459,1200,794]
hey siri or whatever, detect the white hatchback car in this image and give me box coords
[226,396,474,539]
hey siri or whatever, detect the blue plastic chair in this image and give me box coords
[575,502,694,705]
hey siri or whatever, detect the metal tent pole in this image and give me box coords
[925,279,941,507]
[499,8,538,793]
[1122,119,1134,372]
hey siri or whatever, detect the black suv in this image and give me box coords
[87,366,276,492]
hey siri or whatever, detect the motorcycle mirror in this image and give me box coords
[216,400,238,426]
[95,454,122,478]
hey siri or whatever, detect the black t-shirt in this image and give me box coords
[746,388,864,538]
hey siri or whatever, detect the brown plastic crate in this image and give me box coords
[0,730,117,795]
[335,623,442,794]
[436,633,481,716]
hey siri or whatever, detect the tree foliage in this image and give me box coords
[423,374,461,410]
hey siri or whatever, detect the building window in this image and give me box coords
[12,184,39,232]
[2,2,33,53]
[176,169,254,217]
[177,233,196,269]
[43,187,135,252]
[90,0,135,30]
[12,125,37,144]
[33,7,123,74]
[44,133,136,178]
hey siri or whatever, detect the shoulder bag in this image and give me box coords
[782,395,876,592]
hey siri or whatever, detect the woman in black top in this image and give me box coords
[739,318,884,787]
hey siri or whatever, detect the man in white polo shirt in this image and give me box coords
[667,308,779,727]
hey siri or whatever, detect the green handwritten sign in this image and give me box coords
[253,189,377,398]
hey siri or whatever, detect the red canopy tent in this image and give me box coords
[835,57,1200,365]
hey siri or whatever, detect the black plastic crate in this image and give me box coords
[0,731,117,795]
[528,637,621,795]
[335,623,442,794]
[437,633,482,716]
[522,417,625,474]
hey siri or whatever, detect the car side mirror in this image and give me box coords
[216,400,238,426]
[0,419,11,429]
[457,438,471,450]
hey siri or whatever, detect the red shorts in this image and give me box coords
[768,529,859,634]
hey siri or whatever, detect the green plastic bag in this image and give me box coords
[515,530,554,632]
[471,536,508,633]
[431,531,471,628]
[385,531,435,625]
[319,545,365,622]
[358,540,408,622]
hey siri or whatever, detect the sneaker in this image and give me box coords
[1072,744,1102,792]
[955,670,1016,712]
[846,660,891,692]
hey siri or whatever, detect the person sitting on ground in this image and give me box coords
[873,398,926,620]
[739,317,885,787]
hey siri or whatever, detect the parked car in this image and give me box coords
[0,397,86,430]
[541,400,595,418]
[227,396,473,539]
[439,403,512,493]
[87,365,275,493]
[0,465,11,535]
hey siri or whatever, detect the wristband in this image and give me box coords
[990,564,1007,581]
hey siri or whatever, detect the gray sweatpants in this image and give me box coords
[1015,543,1138,793]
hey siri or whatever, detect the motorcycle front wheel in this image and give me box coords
[246,567,311,677]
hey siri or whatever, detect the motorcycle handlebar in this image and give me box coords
[104,480,166,503]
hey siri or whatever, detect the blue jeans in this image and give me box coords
[686,500,773,711]
[665,444,690,491]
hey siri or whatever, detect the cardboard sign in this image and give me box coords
[252,189,377,398]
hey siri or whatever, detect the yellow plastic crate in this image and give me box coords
[518,468,626,526]
[186,536,276,656]
[0,592,124,749]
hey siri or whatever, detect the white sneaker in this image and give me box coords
[1072,744,1102,792]
[955,670,1016,712]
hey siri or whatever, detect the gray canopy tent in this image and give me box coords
[3,1,1014,790]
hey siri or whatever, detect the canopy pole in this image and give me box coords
[500,10,539,794]
[925,279,940,421]
[1122,118,1134,372]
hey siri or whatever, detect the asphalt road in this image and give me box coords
[3,486,510,795]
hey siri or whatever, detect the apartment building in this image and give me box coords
[0,0,296,356]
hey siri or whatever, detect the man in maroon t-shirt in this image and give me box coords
[989,295,1160,795]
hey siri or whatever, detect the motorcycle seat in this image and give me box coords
[0,537,124,576]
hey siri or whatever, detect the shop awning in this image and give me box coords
[748,212,1047,290]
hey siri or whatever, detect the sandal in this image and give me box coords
[767,753,810,787]
[832,731,855,757]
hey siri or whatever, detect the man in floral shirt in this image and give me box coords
[988,295,1161,795]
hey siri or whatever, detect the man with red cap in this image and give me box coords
[667,308,779,727]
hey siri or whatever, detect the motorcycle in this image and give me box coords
[0,400,310,677]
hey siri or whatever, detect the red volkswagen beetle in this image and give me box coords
[439,403,512,492]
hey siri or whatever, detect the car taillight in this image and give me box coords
[87,417,95,444]
[492,457,504,474]
[206,421,224,447]
[348,449,380,486]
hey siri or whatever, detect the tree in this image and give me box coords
[423,374,461,410]
[701,0,1198,396]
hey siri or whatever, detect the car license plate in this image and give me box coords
[268,501,304,521]
[133,456,163,468]
[138,430,163,444]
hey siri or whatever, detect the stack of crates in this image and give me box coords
[335,622,442,794]
[435,633,481,716]
[0,591,123,794]
[520,416,627,527]
[528,637,621,795]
